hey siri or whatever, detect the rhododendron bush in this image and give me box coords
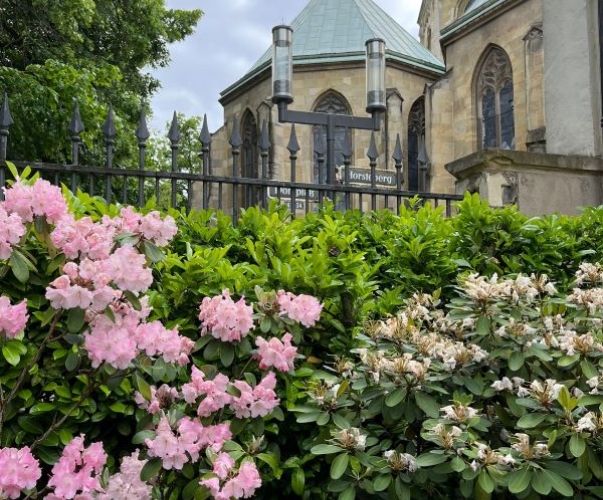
[290,270,603,499]
[0,166,323,499]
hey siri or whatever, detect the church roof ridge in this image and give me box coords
[221,0,444,100]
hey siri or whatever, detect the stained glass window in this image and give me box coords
[407,97,426,192]
[476,47,515,150]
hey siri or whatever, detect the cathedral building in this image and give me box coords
[210,0,603,215]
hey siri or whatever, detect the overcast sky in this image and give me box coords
[150,0,424,133]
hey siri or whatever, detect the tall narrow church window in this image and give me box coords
[241,111,258,206]
[407,97,426,192]
[312,92,351,184]
[475,46,515,149]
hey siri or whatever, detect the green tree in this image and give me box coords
[0,0,202,164]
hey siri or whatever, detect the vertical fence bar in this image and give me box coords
[229,119,242,225]
[287,124,300,217]
[200,114,212,210]
[367,131,378,212]
[315,128,326,207]
[168,112,181,209]
[102,105,117,203]
[68,101,84,193]
[258,120,270,209]
[342,128,352,211]
[136,109,150,207]
[0,92,13,168]
[392,133,403,215]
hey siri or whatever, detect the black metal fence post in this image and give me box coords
[229,119,242,225]
[136,109,150,207]
[287,124,300,215]
[200,115,212,210]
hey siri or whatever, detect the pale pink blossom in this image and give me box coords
[0,204,25,260]
[96,451,152,500]
[255,333,297,372]
[50,215,115,260]
[47,436,106,499]
[0,296,28,339]
[277,291,323,327]
[104,246,153,293]
[230,372,279,419]
[0,446,41,499]
[3,179,67,223]
[199,290,254,342]
[200,460,261,500]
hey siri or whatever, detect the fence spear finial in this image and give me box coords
[136,108,150,144]
[229,118,242,149]
[392,133,403,164]
[168,111,181,144]
[367,131,378,162]
[68,101,84,136]
[102,104,117,139]
[0,92,13,128]
[286,124,300,154]
[200,114,211,146]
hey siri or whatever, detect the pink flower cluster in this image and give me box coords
[46,436,107,500]
[134,384,180,414]
[145,416,232,470]
[0,296,28,339]
[84,300,193,370]
[179,366,279,419]
[102,207,177,247]
[0,446,41,499]
[50,215,116,260]
[255,333,297,372]
[199,290,254,342]
[277,290,323,327]
[200,458,261,500]
[3,178,67,224]
[0,204,25,260]
[96,451,152,500]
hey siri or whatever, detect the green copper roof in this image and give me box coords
[465,0,490,13]
[441,0,509,40]
[221,0,444,100]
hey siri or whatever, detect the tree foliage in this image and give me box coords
[0,0,202,164]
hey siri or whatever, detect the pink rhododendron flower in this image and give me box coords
[134,384,180,414]
[277,291,323,327]
[104,246,153,293]
[181,367,232,417]
[200,460,261,500]
[255,333,297,372]
[96,451,152,500]
[135,321,194,366]
[0,446,41,499]
[198,290,254,342]
[47,436,106,499]
[0,204,25,260]
[3,179,67,223]
[213,452,236,480]
[0,296,28,339]
[230,372,279,419]
[51,215,115,260]
[101,207,177,247]
[84,313,139,369]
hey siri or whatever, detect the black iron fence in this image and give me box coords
[0,93,463,222]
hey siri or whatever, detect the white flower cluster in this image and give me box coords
[383,450,418,472]
[575,262,603,286]
[462,273,556,304]
[334,427,366,451]
[428,424,464,450]
[469,443,515,471]
[511,433,550,459]
[440,403,480,424]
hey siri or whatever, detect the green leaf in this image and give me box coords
[568,433,586,457]
[143,241,165,262]
[2,341,24,366]
[517,413,546,429]
[65,351,80,371]
[415,392,440,418]
[338,486,356,500]
[10,251,29,283]
[451,456,466,472]
[373,474,391,492]
[476,315,490,335]
[385,387,406,407]
[140,457,163,482]
[257,453,282,479]
[330,453,349,480]
[134,372,153,401]
[67,307,86,334]
[478,471,494,494]
[291,467,305,496]
[509,351,524,371]
[124,290,142,311]
[508,468,531,494]
[332,413,351,430]
[311,444,345,455]
[220,343,235,367]
[531,470,552,496]
[415,453,448,467]
[543,461,583,480]
[542,469,574,496]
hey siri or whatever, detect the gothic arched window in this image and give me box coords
[312,91,351,184]
[241,110,258,206]
[475,46,515,150]
[407,97,426,192]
